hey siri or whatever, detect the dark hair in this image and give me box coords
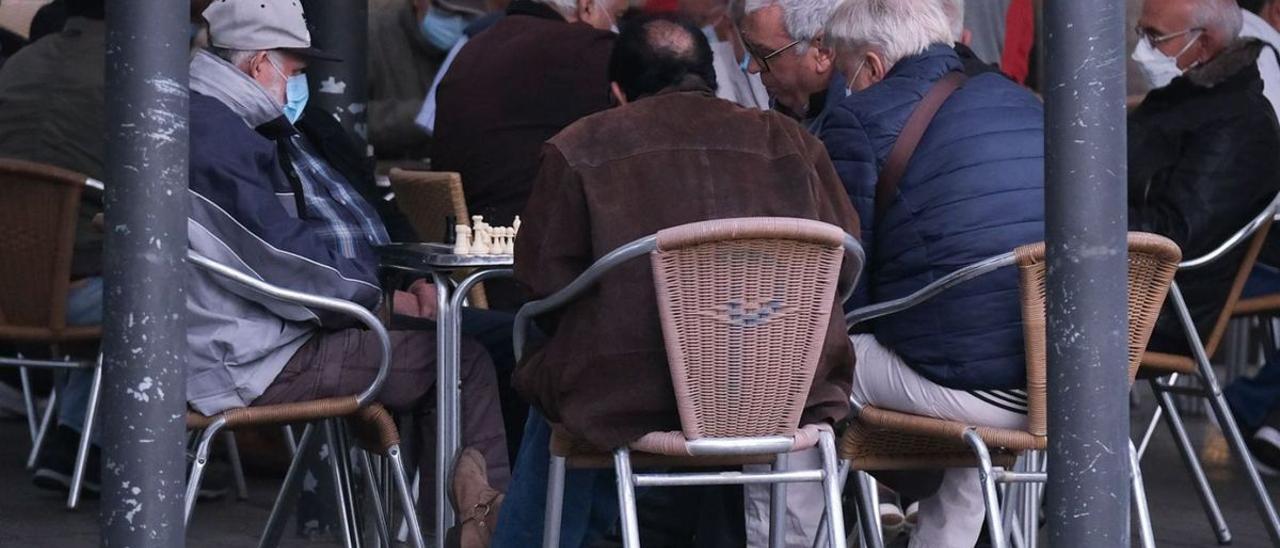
[607,15,718,102]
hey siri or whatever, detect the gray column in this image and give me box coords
[301,0,370,151]
[100,1,190,546]
[1042,0,1131,546]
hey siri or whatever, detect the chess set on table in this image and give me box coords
[453,215,520,256]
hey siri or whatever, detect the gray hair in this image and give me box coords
[744,0,840,52]
[826,0,953,67]
[938,0,964,43]
[531,0,578,17]
[1190,0,1243,40]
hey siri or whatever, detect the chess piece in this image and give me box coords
[504,228,516,254]
[454,225,472,255]
[512,216,522,235]
[474,226,492,255]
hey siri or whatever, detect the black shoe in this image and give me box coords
[32,425,100,494]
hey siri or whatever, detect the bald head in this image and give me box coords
[608,16,718,101]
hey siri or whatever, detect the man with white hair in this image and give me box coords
[1130,0,1280,473]
[820,0,1046,545]
[739,0,845,126]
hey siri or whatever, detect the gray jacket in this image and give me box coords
[186,51,382,415]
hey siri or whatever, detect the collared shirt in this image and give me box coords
[283,134,390,258]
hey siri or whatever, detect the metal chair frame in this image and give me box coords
[0,172,104,510]
[1134,204,1280,546]
[513,218,865,548]
[821,238,1165,548]
[184,251,424,548]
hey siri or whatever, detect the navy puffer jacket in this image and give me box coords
[819,44,1045,391]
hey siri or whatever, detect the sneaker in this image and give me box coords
[32,425,101,493]
[879,501,906,539]
[1251,425,1280,477]
[904,500,920,531]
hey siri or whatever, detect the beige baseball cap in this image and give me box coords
[202,0,340,61]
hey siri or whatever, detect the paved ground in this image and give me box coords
[3,387,1280,547]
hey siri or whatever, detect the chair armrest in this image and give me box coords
[513,235,658,363]
[187,251,392,407]
[845,252,1018,328]
[1179,200,1278,271]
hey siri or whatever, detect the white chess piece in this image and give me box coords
[512,216,522,236]
[454,225,472,256]
[500,228,514,255]
[473,226,491,254]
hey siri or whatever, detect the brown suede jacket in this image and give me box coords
[513,85,861,449]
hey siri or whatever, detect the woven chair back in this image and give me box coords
[389,169,467,243]
[651,217,848,440]
[1014,233,1182,437]
[0,159,87,340]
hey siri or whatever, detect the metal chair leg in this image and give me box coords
[811,459,851,548]
[282,424,299,456]
[613,448,641,548]
[335,422,365,548]
[259,423,316,548]
[851,471,884,548]
[19,366,38,440]
[388,444,427,548]
[26,385,57,470]
[1137,373,1178,459]
[1022,451,1041,548]
[68,358,102,509]
[324,420,358,548]
[360,449,392,548]
[185,423,224,525]
[1152,378,1232,544]
[1208,388,1280,544]
[963,429,1007,548]
[1129,442,1155,548]
[544,455,567,548]
[224,431,250,501]
[819,431,849,548]
[769,451,790,548]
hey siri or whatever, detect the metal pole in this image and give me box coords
[1042,0,1130,546]
[301,0,370,152]
[101,0,190,545]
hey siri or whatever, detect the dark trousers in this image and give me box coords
[255,320,512,520]
[1225,264,1280,432]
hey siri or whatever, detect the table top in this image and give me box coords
[377,242,514,270]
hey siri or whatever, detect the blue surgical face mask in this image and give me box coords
[421,8,469,51]
[269,56,309,124]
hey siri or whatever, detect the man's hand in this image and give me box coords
[392,279,439,320]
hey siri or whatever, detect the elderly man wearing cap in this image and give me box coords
[186,0,512,529]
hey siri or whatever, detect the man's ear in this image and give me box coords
[812,35,834,75]
[611,82,629,106]
[575,0,594,22]
[961,28,973,46]
[866,51,888,86]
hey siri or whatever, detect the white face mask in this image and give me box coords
[1131,29,1202,89]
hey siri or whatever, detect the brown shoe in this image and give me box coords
[449,448,504,548]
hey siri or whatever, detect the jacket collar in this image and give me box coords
[506,0,567,22]
[885,43,964,82]
[190,49,293,132]
[1185,38,1270,88]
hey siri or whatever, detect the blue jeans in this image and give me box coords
[1225,265,1280,433]
[58,277,102,433]
[492,410,620,548]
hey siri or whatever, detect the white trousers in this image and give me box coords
[850,335,1026,548]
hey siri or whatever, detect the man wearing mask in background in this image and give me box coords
[680,0,771,108]
[368,0,495,161]
[432,0,624,309]
[739,0,843,127]
[1130,0,1280,464]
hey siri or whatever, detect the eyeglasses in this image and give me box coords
[1134,25,1204,45]
[744,38,802,73]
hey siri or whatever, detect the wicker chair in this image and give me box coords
[184,252,425,548]
[831,233,1180,548]
[513,217,865,548]
[388,168,488,309]
[0,158,104,509]
[1133,201,1280,546]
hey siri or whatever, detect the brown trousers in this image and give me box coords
[256,327,511,520]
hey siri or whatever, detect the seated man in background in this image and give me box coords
[0,0,111,493]
[1128,0,1280,467]
[432,0,624,309]
[188,0,511,523]
[819,0,1045,545]
[497,16,859,547]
